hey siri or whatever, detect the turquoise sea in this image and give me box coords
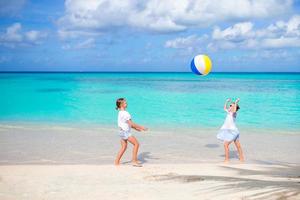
[0,72,299,131]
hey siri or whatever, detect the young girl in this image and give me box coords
[217,98,244,163]
[115,98,147,167]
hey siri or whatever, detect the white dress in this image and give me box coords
[217,111,240,142]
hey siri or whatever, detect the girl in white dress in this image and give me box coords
[217,98,244,162]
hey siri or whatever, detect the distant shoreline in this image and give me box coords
[1,71,300,74]
[0,121,299,134]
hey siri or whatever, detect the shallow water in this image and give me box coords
[0,72,299,131]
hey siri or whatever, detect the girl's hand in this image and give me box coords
[140,126,148,131]
[134,126,148,132]
[226,98,231,102]
[235,98,240,103]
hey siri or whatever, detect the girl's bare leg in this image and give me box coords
[115,139,128,165]
[234,140,245,162]
[127,136,140,164]
[224,141,231,163]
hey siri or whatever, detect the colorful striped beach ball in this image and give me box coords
[190,54,212,76]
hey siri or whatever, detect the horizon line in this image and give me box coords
[0,71,300,73]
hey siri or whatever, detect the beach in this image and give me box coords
[1,163,299,200]
[1,72,299,199]
[0,124,299,199]
[1,0,300,197]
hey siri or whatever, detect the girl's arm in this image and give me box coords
[224,98,231,112]
[127,120,147,131]
[233,98,240,112]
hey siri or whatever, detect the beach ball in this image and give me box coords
[190,54,212,76]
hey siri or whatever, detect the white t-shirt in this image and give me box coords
[118,110,131,132]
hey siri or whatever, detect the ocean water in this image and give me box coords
[0,72,299,131]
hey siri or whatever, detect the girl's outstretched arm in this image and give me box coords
[127,120,148,132]
[224,98,231,112]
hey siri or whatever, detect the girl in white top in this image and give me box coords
[115,98,147,167]
[217,98,244,163]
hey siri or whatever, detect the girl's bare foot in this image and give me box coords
[132,162,142,167]
[224,159,229,163]
[114,161,120,166]
[132,160,143,167]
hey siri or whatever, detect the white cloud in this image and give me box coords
[166,15,300,51]
[165,35,208,52]
[57,0,293,38]
[212,22,254,42]
[62,38,96,50]
[286,15,300,36]
[25,30,47,42]
[261,37,300,48]
[210,15,300,49]
[4,23,23,42]
[0,23,48,48]
[58,29,102,40]
[209,22,258,50]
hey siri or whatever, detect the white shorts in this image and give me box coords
[119,130,132,140]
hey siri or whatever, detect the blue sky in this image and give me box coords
[0,0,299,72]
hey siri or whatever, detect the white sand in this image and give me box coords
[0,163,299,200]
[0,123,299,199]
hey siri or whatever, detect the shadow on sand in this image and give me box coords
[121,152,159,165]
[145,164,300,199]
[138,152,160,164]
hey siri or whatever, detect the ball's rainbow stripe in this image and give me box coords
[191,54,212,75]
